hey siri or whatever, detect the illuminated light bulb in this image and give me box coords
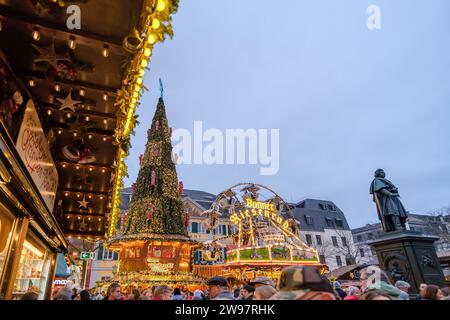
[68,36,76,50]
[136,77,143,85]
[141,59,148,68]
[77,216,81,220]
[88,194,92,198]
[29,79,36,87]
[98,218,101,221]
[54,83,61,92]
[132,97,137,104]
[103,92,108,101]
[73,132,78,137]
[66,216,70,219]
[147,34,156,45]
[64,192,69,197]
[100,196,104,200]
[103,136,107,142]
[102,44,109,58]
[134,84,141,93]
[144,47,152,57]
[76,165,80,170]
[138,69,145,76]
[77,194,80,198]
[133,91,139,98]
[103,118,108,125]
[79,88,86,96]
[101,168,106,173]
[152,18,160,30]
[67,113,72,119]
[32,27,40,41]
[85,116,90,121]
[88,217,91,220]
[62,163,67,168]
[89,167,93,172]
[156,0,166,11]
[47,109,52,116]
[88,134,93,139]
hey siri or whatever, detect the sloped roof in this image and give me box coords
[292,199,351,232]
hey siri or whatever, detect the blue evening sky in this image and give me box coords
[125,0,450,228]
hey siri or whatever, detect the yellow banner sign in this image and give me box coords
[229,199,289,230]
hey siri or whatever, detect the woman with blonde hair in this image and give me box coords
[253,285,277,300]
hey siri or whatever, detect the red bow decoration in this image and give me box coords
[178,181,183,194]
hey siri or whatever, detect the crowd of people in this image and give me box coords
[21,266,450,301]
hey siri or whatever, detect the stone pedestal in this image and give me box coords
[368,230,446,293]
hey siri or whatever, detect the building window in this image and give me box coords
[368,233,374,240]
[222,225,227,235]
[305,216,313,225]
[325,218,334,227]
[316,235,322,245]
[341,237,347,247]
[335,218,343,228]
[328,204,335,211]
[332,236,338,247]
[319,203,326,210]
[336,255,342,267]
[191,222,199,233]
[319,255,326,264]
[359,248,365,257]
[356,235,363,242]
[103,249,114,260]
[305,234,312,245]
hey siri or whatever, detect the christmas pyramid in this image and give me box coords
[122,97,188,239]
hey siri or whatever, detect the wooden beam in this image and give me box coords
[0,5,125,51]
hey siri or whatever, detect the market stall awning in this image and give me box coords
[0,0,179,240]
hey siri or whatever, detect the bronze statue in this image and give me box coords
[370,169,409,232]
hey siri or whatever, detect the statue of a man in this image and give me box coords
[370,169,408,232]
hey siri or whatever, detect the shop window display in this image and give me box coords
[0,210,14,283]
[12,239,51,300]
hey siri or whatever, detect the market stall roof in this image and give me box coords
[0,0,146,239]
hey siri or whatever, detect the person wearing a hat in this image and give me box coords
[250,276,275,288]
[206,276,235,300]
[242,284,255,300]
[270,266,336,300]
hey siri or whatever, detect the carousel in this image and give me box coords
[195,183,322,284]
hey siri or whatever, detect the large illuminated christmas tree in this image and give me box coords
[123,95,187,237]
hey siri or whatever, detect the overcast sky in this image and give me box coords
[124,0,450,228]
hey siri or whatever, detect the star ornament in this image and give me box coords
[78,196,90,209]
[32,42,71,69]
[79,219,88,231]
[57,90,81,112]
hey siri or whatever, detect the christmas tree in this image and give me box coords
[123,96,187,237]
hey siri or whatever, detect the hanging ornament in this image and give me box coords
[77,195,90,209]
[178,181,183,194]
[121,211,128,229]
[147,203,155,221]
[139,154,144,166]
[79,218,88,231]
[57,89,81,112]
[185,209,189,227]
[32,42,71,70]
[151,170,157,187]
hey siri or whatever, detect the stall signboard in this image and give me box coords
[81,252,95,260]
[15,100,58,212]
